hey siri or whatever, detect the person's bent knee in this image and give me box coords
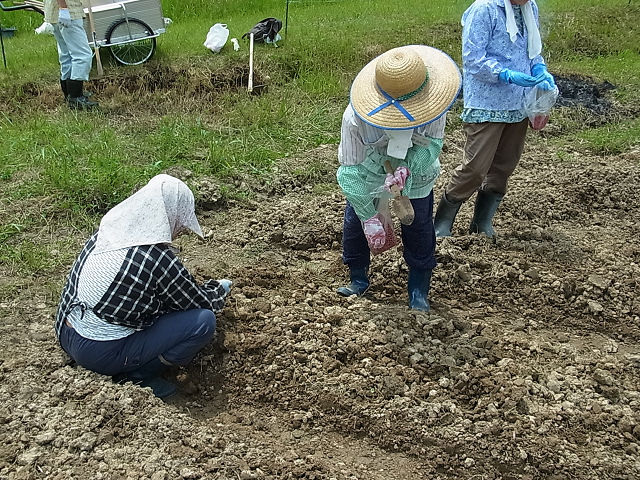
[194,309,217,341]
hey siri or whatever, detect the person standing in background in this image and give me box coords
[433,0,556,238]
[43,0,99,109]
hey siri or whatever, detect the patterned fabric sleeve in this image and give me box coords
[336,164,380,222]
[93,244,227,330]
[403,138,443,199]
[462,2,503,83]
[338,107,367,166]
[153,247,228,313]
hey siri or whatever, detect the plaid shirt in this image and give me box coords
[55,232,227,340]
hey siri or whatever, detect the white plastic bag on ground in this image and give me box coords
[35,22,54,35]
[204,23,229,53]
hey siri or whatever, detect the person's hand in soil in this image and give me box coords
[217,279,233,295]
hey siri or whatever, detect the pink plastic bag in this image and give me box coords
[369,201,399,255]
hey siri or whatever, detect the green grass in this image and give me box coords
[576,119,640,155]
[0,0,639,278]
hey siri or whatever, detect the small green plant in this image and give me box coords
[577,119,640,155]
[0,240,51,275]
[0,223,23,243]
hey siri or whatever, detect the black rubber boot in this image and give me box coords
[66,79,98,110]
[337,267,369,297]
[408,268,432,311]
[60,79,68,99]
[61,79,92,99]
[119,356,177,399]
[434,192,463,238]
[469,189,504,237]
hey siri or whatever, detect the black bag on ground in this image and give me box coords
[242,17,283,43]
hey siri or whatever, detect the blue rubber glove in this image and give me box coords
[58,8,72,28]
[499,69,544,88]
[217,279,232,295]
[531,63,557,91]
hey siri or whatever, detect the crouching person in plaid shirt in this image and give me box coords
[55,174,231,399]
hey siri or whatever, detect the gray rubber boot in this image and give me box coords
[469,189,504,237]
[337,267,369,297]
[434,192,463,238]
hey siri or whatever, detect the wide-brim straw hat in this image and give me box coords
[350,45,461,130]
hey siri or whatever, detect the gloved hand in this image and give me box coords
[531,63,557,91]
[384,166,410,192]
[217,279,232,295]
[58,8,72,28]
[363,215,386,250]
[499,69,544,88]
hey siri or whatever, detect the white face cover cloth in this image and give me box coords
[504,0,542,59]
[384,129,414,159]
[93,174,203,254]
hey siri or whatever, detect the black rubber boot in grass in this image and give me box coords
[66,79,98,110]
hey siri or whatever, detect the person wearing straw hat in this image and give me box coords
[336,45,461,311]
[433,0,556,238]
[54,174,232,399]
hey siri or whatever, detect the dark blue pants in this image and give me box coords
[342,193,436,270]
[59,309,216,376]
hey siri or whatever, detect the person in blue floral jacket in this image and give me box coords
[434,0,556,238]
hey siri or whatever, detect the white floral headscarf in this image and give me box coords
[93,174,203,254]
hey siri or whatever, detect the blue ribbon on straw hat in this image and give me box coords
[367,73,430,121]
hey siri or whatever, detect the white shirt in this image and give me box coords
[338,105,446,166]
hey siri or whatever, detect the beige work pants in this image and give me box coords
[445,119,529,202]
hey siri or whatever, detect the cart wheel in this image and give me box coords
[106,18,156,66]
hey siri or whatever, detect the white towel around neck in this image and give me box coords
[503,0,542,59]
[384,129,414,159]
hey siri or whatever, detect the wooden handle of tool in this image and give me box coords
[248,32,254,92]
[383,160,415,225]
[86,1,103,77]
[384,160,402,198]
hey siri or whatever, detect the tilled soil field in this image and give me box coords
[1,76,639,480]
